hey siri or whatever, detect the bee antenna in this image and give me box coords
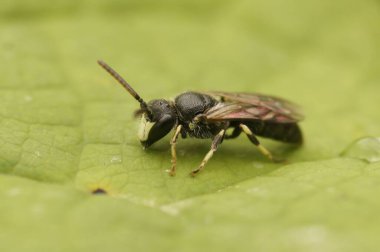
[97,60,148,109]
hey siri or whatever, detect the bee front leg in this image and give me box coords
[239,124,282,162]
[168,125,182,176]
[190,129,226,177]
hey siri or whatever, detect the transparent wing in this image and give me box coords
[204,91,304,123]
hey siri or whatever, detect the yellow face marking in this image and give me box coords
[137,114,155,141]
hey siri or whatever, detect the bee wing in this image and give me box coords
[204,91,304,123]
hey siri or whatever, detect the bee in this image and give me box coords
[98,60,303,176]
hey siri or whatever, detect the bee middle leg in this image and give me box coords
[190,129,226,176]
[239,124,282,162]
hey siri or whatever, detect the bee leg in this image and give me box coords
[224,127,241,139]
[190,129,226,176]
[180,129,187,139]
[239,124,281,162]
[168,125,182,176]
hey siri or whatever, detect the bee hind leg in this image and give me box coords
[239,124,283,162]
[190,129,226,176]
[224,126,241,139]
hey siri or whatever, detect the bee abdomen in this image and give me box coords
[247,121,303,144]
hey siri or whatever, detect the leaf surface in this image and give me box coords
[1,0,380,251]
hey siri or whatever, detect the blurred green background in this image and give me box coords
[1,0,380,251]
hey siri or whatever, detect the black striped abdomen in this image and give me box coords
[246,121,303,144]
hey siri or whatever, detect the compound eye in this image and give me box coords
[139,114,176,148]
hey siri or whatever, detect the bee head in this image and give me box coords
[137,99,177,148]
[97,61,177,148]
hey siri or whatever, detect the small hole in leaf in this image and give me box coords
[92,188,107,195]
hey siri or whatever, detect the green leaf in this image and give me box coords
[1,0,380,251]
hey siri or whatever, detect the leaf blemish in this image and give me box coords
[92,188,108,195]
